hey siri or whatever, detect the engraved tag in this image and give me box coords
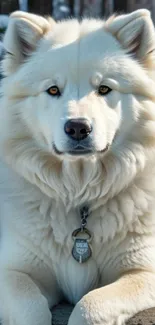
[72,238,92,263]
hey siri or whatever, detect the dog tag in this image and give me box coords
[72,228,92,263]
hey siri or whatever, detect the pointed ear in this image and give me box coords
[105,9,155,67]
[2,11,55,75]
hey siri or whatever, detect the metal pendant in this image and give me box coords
[72,228,92,264]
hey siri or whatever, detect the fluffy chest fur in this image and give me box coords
[1,164,155,304]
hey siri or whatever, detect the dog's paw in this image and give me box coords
[68,293,129,325]
[68,295,107,325]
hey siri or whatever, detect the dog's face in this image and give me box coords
[18,30,123,158]
[38,35,121,157]
[2,10,155,162]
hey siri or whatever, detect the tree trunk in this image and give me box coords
[79,0,84,16]
[0,0,19,14]
[28,0,53,15]
[114,0,127,12]
[68,0,74,16]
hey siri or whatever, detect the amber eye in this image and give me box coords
[98,85,112,95]
[47,86,61,97]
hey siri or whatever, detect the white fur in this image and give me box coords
[1,9,155,325]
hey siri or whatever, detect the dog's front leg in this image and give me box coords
[68,269,155,325]
[0,270,52,325]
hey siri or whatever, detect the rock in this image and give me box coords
[52,302,74,325]
[127,308,155,325]
[52,304,155,325]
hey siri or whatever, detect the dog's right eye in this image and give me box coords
[47,86,61,97]
[98,85,112,96]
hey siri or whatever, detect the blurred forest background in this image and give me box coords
[0,0,155,23]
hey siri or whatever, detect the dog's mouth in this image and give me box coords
[53,143,110,156]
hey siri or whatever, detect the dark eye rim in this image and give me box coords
[46,86,61,97]
[98,85,112,96]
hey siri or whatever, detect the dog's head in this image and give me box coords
[1,10,155,201]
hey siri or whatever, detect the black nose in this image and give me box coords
[64,119,92,141]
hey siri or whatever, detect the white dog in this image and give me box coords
[0,8,155,325]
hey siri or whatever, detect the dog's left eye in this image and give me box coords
[98,85,112,95]
[47,86,61,97]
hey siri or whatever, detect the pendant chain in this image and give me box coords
[80,206,89,230]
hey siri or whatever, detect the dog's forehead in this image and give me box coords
[37,25,123,81]
[41,20,122,64]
